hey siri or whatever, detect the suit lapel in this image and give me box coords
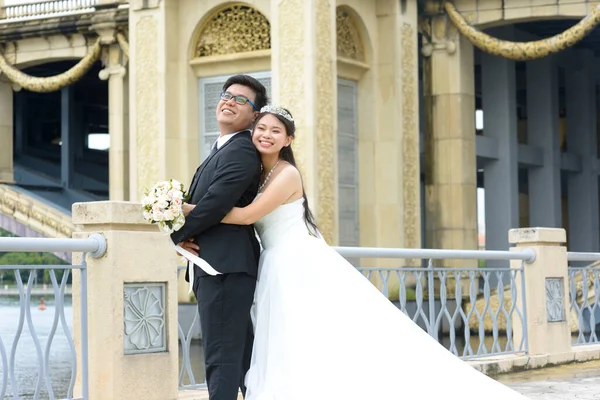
[189,130,251,198]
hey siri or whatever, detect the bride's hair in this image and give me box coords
[254,108,319,237]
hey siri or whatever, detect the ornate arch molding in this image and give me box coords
[193,3,270,58]
[336,6,369,81]
[444,1,600,61]
[189,3,271,77]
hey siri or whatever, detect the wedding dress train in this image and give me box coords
[245,197,527,400]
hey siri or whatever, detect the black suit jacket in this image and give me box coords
[171,130,261,288]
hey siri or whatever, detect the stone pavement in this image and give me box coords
[499,359,600,399]
[178,388,238,400]
[178,360,600,399]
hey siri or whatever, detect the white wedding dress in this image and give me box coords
[244,198,527,400]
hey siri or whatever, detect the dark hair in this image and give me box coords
[222,75,268,111]
[254,109,319,237]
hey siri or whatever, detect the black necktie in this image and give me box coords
[210,141,219,155]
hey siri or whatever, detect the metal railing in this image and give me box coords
[176,246,534,390]
[336,247,533,359]
[0,234,106,400]
[568,252,600,346]
[176,267,204,391]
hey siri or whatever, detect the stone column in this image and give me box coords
[527,56,561,227]
[423,16,477,263]
[61,86,75,188]
[0,78,13,183]
[509,228,571,356]
[481,27,519,258]
[128,0,180,201]
[72,201,179,400]
[100,43,129,201]
[566,52,599,252]
[371,0,421,260]
[271,0,338,244]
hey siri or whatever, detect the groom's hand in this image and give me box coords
[176,238,200,257]
[182,203,196,217]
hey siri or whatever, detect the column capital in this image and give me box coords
[420,15,459,57]
[91,9,120,45]
[99,65,126,81]
[99,43,127,80]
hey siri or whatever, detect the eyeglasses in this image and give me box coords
[220,92,259,111]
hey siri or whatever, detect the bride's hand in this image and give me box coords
[182,203,196,217]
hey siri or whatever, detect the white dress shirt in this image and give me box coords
[214,130,245,150]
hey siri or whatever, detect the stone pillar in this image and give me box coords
[61,86,75,188]
[481,28,519,258]
[423,16,477,263]
[509,228,571,356]
[0,79,13,183]
[129,0,180,201]
[100,43,129,201]
[566,52,599,252]
[72,201,179,400]
[271,0,338,244]
[527,56,561,227]
[371,0,421,260]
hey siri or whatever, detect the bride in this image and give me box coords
[220,105,527,399]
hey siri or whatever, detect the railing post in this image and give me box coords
[71,201,179,400]
[427,259,437,340]
[509,227,571,356]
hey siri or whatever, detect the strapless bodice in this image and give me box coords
[254,197,310,249]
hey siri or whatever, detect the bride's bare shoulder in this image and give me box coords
[277,162,302,183]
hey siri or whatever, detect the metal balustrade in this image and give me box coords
[568,252,600,346]
[177,246,534,390]
[0,234,105,400]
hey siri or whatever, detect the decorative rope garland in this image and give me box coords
[444,1,600,61]
[0,32,130,93]
[116,31,129,58]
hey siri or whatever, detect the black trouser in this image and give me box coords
[196,273,256,400]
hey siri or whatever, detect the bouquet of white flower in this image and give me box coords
[141,179,190,234]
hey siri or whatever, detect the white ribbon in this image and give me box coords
[175,245,222,294]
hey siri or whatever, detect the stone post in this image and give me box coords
[509,228,571,356]
[72,201,179,400]
[0,77,13,183]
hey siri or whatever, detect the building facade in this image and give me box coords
[0,0,599,261]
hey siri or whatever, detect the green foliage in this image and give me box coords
[0,252,67,265]
[0,227,15,237]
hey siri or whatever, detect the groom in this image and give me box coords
[171,75,267,399]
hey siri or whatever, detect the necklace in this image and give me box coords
[258,160,280,192]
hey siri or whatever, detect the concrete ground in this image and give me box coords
[499,359,600,399]
[178,359,600,399]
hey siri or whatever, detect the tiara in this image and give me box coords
[260,105,294,122]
